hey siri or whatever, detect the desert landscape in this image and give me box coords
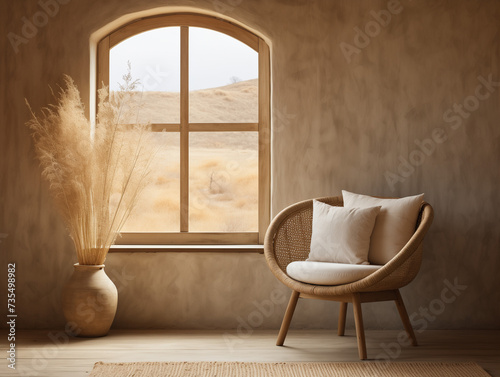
[118,79,259,233]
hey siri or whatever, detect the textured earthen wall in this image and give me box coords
[1,0,499,330]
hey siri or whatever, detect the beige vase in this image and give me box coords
[62,263,118,337]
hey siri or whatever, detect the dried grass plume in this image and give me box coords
[26,74,154,265]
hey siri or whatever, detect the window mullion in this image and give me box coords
[180,26,189,232]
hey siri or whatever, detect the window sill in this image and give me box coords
[109,244,264,254]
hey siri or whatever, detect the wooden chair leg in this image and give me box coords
[352,293,367,360]
[338,302,348,336]
[395,290,418,346]
[276,290,300,346]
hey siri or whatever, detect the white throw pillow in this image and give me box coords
[342,190,424,265]
[287,261,382,285]
[307,200,381,265]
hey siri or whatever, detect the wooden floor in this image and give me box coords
[3,329,499,377]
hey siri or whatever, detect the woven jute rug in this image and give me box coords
[89,361,490,377]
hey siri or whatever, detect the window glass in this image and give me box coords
[189,27,258,123]
[110,27,181,124]
[189,132,258,232]
[121,132,181,232]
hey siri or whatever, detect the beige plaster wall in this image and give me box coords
[1,0,499,331]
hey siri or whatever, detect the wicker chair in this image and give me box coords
[264,196,434,360]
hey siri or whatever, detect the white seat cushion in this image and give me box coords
[286,261,382,286]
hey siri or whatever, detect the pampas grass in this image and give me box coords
[26,73,154,265]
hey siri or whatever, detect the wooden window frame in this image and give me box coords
[96,13,270,246]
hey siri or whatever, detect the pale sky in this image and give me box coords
[109,27,258,92]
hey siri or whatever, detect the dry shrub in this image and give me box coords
[189,208,210,223]
[154,196,179,211]
[26,75,155,265]
[223,216,247,232]
[233,198,247,209]
[199,159,220,170]
[155,175,169,185]
[235,173,258,187]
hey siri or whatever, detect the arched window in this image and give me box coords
[96,14,270,247]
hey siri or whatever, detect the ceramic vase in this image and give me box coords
[62,263,118,337]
